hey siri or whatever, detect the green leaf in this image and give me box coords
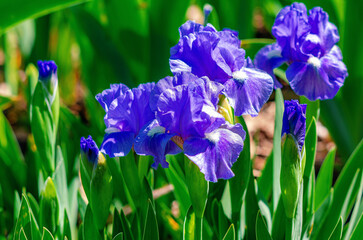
[90,153,113,230]
[245,171,262,240]
[30,82,55,174]
[142,200,159,240]
[83,205,101,240]
[271,199,286,240]
[272,88,284,212]
[39,177,59,235]
[351,213,363,240]
[328,217,343,240]
[230,116,251,223]
[119,153,148,219]
[315,148,336,210]
[258,152,273,201]
[41,227,54,240]
[183,206,203,240]
[112,233,123,240]
[343,172,363,240]
[184,156,209,218]
[316,169,361,239]
[119,209,134,240]
[211,199,230,240]
[107,156,128,205]
[13,194,32,240]
[304,119,317,179]
[165,155,191,218]
[256,211,272,240]
[63,210,72,240]
[311,190,334,239]
[20,228,29,240]
[112,209,122,239]
[222,224,235,240]
[0,0,89,35]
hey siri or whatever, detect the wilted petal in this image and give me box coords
[223,67,274,116]
[185,123,245,182]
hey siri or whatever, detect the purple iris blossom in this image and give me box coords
[254,3,348,100]
[37,60,58,103]
[281,100,306,153]
[136,76,246,182]
[96,82,156,158]
[170,20,274,117]
[80,135,100,165]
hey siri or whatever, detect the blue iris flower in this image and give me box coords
[135,74,246,182]
[170,21,273,116]
[254,3,348,100]
[96,82,156,158]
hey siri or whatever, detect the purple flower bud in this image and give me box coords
[37,60,57,82]
[281,100,306,153]
[80,136,100,165]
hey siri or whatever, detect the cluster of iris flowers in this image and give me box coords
[82,2,347,182]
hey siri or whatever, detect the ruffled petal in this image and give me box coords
[185,123,245,182]
[223,67,274,116]
[150,72,198,111]
[100,131,135,158]
[134,120,181,168]
[272,4,310,61]
[96,84,129,112]
[170,31,231,80]
[254,43,287,88]
[308,7,339,53]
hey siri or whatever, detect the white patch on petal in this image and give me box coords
[232,69,248,82]
[205,131,221,144]
[147,126,166,137]
[105,127,120,134]
[308,57,321,68]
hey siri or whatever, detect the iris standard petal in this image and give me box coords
[150,72,198,111]
[308,7,339,53]
[254,43,287,88]
[96,84,129,112]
